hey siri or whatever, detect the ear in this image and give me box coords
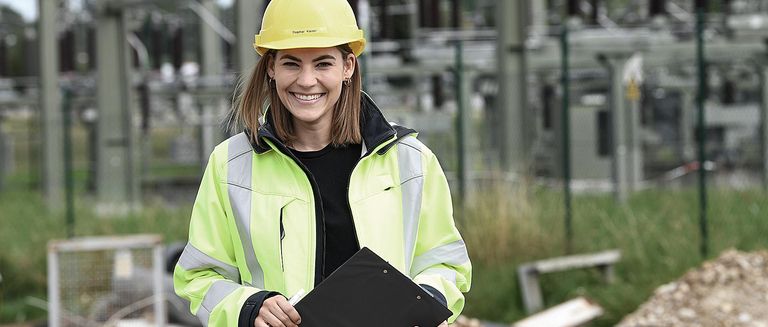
[343,53,356,79]
[266,55,275,78]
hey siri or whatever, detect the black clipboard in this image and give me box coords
[294,247,452,327]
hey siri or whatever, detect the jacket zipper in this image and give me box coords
[279,207,286,271]
[264,136,327,285]
[345,138,399,249]
[345,156,365,249]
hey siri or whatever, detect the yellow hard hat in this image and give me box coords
[253,0,366,57]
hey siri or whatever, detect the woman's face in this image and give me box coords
[269,47,355,129]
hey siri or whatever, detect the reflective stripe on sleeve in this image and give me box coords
[420,267,458,285]
[197,279,240,326]
[178,242,240,283]
[227,133,265,288]
[410,239,469,277]
[397,137,424,275]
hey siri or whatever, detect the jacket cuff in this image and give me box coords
[238,290,282,327]
[419,284,447,308]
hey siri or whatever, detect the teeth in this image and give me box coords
[294,93,322,101]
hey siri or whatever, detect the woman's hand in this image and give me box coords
[253,295,302,327]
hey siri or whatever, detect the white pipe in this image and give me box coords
[126,32,150,70]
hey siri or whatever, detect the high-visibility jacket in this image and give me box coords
[173,94,471,326]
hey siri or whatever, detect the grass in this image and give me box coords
[459,184,768,325]
[0,188,193,323]
[3,177,768,325]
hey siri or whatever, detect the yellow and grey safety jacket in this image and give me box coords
[173,94,471,326]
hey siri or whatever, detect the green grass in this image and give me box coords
[2,167,768,325]
[459,184,768,325]
[0,188,193,323]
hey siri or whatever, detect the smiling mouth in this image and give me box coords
[291,92,325,101]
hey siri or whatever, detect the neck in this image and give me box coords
[290,120,331,151]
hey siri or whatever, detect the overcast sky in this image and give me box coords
[0,0,36,22]
[0,0,235,23]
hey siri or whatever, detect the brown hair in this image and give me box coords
[229,44,362,147]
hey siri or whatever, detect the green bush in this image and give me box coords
[459,184,768,325]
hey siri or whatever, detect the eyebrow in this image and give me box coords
[279,54,337,62]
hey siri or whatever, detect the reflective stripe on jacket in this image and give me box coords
[173,94,471,326]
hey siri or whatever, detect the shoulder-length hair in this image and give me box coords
[229,44,362,147]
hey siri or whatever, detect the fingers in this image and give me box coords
[253,315,270,327]
[275,296,302,324]
[257,296,301,327]
[258,310,287,327]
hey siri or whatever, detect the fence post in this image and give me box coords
[695,5,709,258]
[455,40,469,208]
[560,24,573,254]
[62,88,75,238]
[0,114,5,191]
[39,0,64,209]
[761,64,768,191]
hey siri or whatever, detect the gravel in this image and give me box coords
[618,249,768,327]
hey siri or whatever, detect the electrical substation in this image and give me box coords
[0,1,768,324]
[0,0,765,210]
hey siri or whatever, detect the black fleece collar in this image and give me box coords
[249,92,408,155]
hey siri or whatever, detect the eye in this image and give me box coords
[282,61,299,68]
[317,62,333,68]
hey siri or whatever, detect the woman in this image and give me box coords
[173,0,471,326]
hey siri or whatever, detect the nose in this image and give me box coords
[296,67,317,88]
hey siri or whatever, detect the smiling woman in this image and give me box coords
[264,46,360,151]
[173,0,471,326]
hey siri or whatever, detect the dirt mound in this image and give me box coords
[618,249,768,327]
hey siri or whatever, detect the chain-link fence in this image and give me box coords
[47,235,166,327]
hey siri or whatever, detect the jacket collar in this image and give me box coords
[249,92,401,155]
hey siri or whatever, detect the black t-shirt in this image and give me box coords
[290,143,362,278]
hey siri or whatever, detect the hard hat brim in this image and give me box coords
[254,37,366,57]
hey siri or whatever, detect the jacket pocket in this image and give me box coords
[350,174,397,204]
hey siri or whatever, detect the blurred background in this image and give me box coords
[1,0,768,326]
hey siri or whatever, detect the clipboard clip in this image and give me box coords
[288,288,305,306]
